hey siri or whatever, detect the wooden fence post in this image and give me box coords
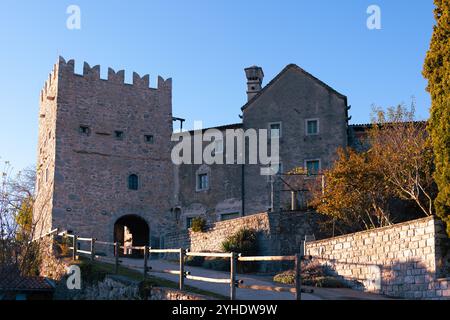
[144,245,149,280]
[114,242,119,274]
[230,252,236,300]
[179,248,185,291]
[295,253,301,300]
[90,238,96,261]
[72,235,77,261]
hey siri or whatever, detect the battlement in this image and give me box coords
[40,60,59,102]
[41,56,172,102]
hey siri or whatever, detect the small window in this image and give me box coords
[305,160,320,175]
[269,122,281,139]
[186,217,194,229]
[220,212,240,221]
[79,125,90,135]
[197,173,209,191]
[128,174,139,190]
[115,131,124,140]
[144,135,154,144]
[306,119,319,135]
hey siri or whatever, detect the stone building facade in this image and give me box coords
[34,57,175,248]
[173,64,352,229]
[35,56,360,247]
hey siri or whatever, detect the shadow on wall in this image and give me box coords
[313,258,448,299]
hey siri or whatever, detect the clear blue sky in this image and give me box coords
[0,0,435,172]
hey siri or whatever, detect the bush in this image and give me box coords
[185,255,205,267]
[272,262,351,288]
[303,276,350,288]
[221,228,258,273]
[273,269,295,285]
[221,228,258,255]
[191,217,206,233]
[202,257,230,272]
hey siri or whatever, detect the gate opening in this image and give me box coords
[114,215,149,257]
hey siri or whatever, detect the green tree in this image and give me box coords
[423,0,450,235]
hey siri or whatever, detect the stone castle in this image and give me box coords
[34,56,365,248]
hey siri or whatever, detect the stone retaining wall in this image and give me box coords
[305,216,449,299]
[55,274,209,300]
[164,211,322,256]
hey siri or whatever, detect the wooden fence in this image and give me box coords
[38,229,313,300]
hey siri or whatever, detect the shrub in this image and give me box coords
[221,228,258,255]
[191,217,206,233]
[185,255,205,267]
[272,262,351,288]
[273,269,295,285]
[221,228,258,273]
[202,257,230,272]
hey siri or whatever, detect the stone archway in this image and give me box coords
[114,215,149,257]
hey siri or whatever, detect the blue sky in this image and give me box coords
[0,0,435,171]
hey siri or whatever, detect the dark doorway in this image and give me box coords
[114,215,149,257]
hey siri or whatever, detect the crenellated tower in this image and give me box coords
[34,56,176,248]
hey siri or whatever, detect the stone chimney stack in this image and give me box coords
[245,66,264,101]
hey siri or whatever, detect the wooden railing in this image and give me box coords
[39,229,313,300]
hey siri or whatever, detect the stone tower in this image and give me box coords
[34,57,175,248]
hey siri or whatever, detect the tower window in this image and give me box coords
[128,174,139,190]
[144,135,154,144]
[115,131,124,140]
[79,125,90,135]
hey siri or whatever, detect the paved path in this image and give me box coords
[120,258,393,300]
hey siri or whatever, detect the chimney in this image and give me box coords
[245,66,264,101]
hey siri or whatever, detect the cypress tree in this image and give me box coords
[423,0,450,235]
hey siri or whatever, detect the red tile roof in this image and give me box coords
[0,269,54,291]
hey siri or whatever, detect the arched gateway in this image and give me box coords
[114,215,149,257]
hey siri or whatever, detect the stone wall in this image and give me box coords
[35,56,176,245]
[164,211,323,256]
[305,216,450,299]
[55,274,209,300]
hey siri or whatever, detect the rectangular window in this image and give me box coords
[269,122,282,139]
[197,173,209,191]
[114,131,124,140]
[186,217,194,229]
[305,159,320,175]
[79,125,90,135]
[144,135,154,144]
[220,212,240,221]
[306,119,319,135]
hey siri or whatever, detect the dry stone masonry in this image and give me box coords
[306,216,449,299]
